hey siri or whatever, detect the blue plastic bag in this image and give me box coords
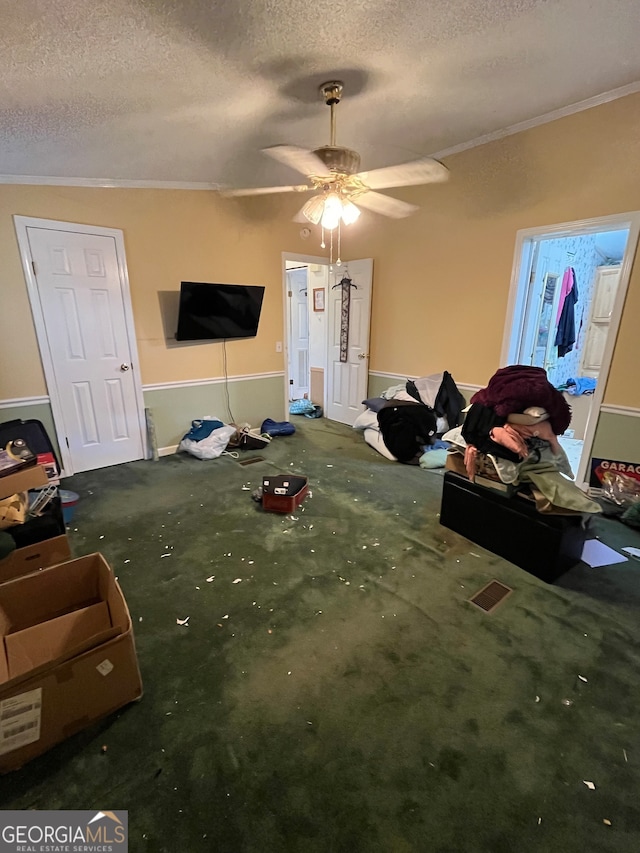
[289,399,315,415]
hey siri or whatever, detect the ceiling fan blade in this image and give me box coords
[357,157,449,190]
[355,192,419,219]
[263,145,332,178]
[293,203,310,223]
[220,184,311,197]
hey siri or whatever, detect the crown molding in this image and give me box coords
[432,80,640,161]
[0,175,219,190]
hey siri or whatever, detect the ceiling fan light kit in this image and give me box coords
[223,79,449,265]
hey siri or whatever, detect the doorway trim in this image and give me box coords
[13,215,148,475]
[501,210,640,486]
[281,252,330,420]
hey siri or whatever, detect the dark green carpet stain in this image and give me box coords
[1,419,639,852]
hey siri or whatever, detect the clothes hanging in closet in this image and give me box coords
[555,267,579,358]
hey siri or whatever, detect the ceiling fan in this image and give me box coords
[222,81,449,231]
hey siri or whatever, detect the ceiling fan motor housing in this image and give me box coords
[312,146,361,176]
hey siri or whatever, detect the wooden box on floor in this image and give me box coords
[439,471,588,583]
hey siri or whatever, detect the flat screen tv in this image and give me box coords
[175,282,265,342]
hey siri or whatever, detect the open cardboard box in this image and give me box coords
[0,464,49,500]
[0,553,142,772]
[0,534,72,584]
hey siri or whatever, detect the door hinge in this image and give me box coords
[31,260,37,275]
[289,379,294,385]
[65,436,70,449]
[288,291,292,297]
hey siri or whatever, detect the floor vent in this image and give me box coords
[469,580,513,613]
[237,456,266,466]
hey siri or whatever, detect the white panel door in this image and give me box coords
[26,227,145,472]
[580,265,621,377]
[326,259,373,425]
[286,268,309,399]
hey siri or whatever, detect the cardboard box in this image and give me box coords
[445,450,467,477]
[0,533,72,584]
[0,553,142,772]
[0,464,48,500]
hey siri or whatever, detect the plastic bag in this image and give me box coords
[181,418,225,442]
[304,405,323,419]
[600,470,640,508]
[179,423,237,460]
[289,399,315,415]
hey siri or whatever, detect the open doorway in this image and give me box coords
[502,212,640,485]
[283,256,330,416]
[282,254,374,426]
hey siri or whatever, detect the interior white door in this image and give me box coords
[286,268,309,399]
[26,226,145,473]
[580,265,621,377]
[326,258,373,425]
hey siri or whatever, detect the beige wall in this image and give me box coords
[0,187,306,398]
[345,92,640,409]
[1,92,639,413]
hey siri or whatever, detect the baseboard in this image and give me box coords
[158,445,179,457]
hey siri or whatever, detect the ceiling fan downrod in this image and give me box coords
[321,80,343,147]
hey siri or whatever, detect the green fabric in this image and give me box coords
[522,469,602,513]
[622,501,640,528]
[518,446,601,514]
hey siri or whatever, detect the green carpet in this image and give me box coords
[1,418,640,852]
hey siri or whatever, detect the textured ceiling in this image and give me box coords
[1,0,639,188]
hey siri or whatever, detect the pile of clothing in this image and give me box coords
[444,365,601,515]
[353,371,466,465]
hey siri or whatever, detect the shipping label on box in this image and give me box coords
[0,687,42,756]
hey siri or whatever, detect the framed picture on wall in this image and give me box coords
[313,288,325,312]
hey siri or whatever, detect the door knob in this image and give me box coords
[357,353,368,360]
[120,363,130,371]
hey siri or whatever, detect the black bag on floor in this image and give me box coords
[377,400,437,464]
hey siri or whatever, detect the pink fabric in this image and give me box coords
[556,267,576,325]
[464,445,478,480]
[490,425,529,458]
[510,421,561,455]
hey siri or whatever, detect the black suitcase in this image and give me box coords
[0,419,64,548]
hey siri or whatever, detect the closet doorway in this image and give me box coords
[501,212,640,486]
